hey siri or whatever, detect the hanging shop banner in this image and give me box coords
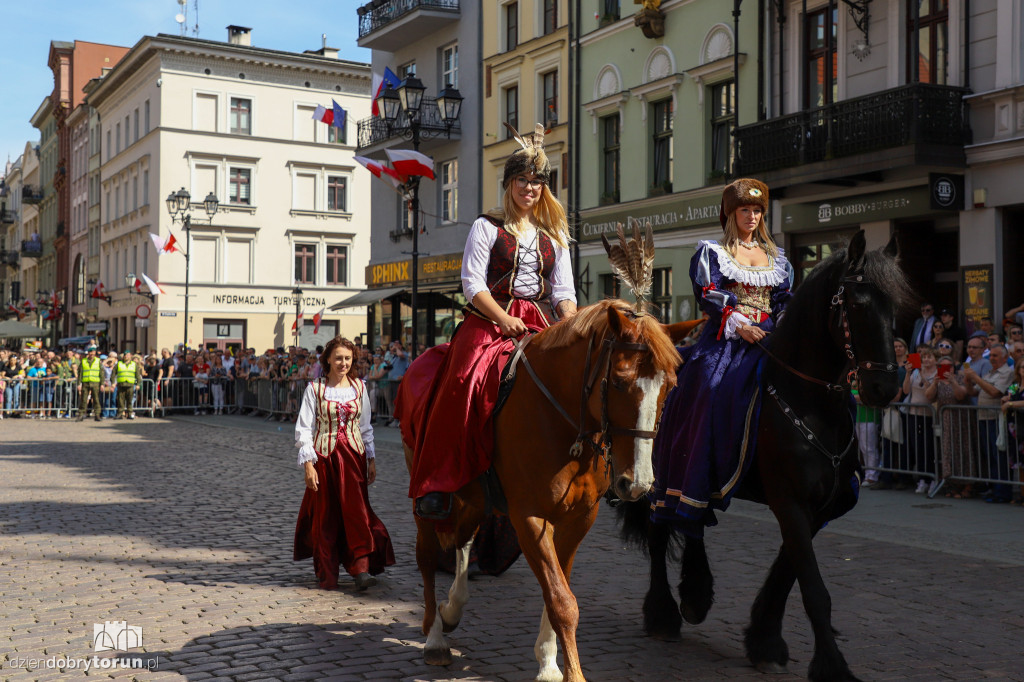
[960,264,993,337]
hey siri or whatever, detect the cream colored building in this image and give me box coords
[482,0,569,210]
[86,27,372,354]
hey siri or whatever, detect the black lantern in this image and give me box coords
[436,85,464,128]
[376,86,401,123]
[397,76,426,118]
[203,191,220,217]
[174,187,191,213]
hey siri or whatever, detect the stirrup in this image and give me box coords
[415,492,453,521]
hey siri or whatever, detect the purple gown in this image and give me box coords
[650,240,792,537]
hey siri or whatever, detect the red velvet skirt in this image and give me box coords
[293,438,395,589]
[404,298,554,499]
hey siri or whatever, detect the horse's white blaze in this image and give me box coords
[439,540,472,627]
[534,607,561,682]
[631,370,665,494]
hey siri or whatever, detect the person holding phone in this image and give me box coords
[902,345,939,494]
[926,356,972,497]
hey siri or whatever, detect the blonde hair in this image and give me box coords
[723,211,778,259]
[487,178,571,249]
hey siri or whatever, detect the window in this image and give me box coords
[504,85,519,136]
[602,0,620,22]
[805,6,837,108]
[328,124,347,145]
[442,43,459,88]
[132,176,138,211]
[441,160,457,223]
[106,130,111,160]
[652,267,672,322]
[505,2,519,50]
[548,169,559,199]
[144,100,150,134]
[543,0,557,34]
[327,175,347,212]
[143,170,149,206]
[115,123,121,154]
[908,0,949,84]
[601,115,620,201]
[115,186,121,218]
[133,109,139,143]
[105,189,110,222]
[195,93,218,132]
[400,62,416,79]
[294,173,316,210]
[230,97,252,135]
[651,99,674,192]
[229,167,251,205]
[294,243,316,285]
[710,79,735,177]
[600,273,620,299]
[124,116,130,148]
[326,245,347,285]
[542,71,558,126]
[400,195,414,233]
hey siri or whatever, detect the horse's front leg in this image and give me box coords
[744,547,795,674]
[517,513,588,682]
[644,521,682,640]
[415,517,451,666]
[438,538,473,632]
[678,536,714,625]
[771,501,861,682]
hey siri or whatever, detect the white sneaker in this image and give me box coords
[194,410,200,415]
[927,480,939,496]
[914,479,929,494]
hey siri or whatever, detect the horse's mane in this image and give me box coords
[793,242,911,313]
[532,299,681,372]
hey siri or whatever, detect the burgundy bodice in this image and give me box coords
[480,214,557,304]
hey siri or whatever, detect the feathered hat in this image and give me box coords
[502,122,551,188]
[719,178,769,228]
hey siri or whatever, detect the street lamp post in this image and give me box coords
[166,188,219,353]
[376,78,462,360]
[292,286,303,348]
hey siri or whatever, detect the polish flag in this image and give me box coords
[312,307,325,335]
[50,290,60,308]
[385,149,435,180]
[91,280,108,300]
[44,307,61,321]
[370,66,400,117]
[291,310,304,332]
[355,156,406,191]
[150,232,179,254]
[354,156,384,178]
[312,104,334,126]
[140,273,165,297]
[23,298,37,311]
[133,277,144,293]
[7,304,25,320]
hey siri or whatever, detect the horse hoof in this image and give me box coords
[680,604,708,625]
[755,661,788,675]
[535,666,562,682]
[424,647,453,666]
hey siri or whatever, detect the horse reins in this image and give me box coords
[508,331,658,478]
[760,274,895,512]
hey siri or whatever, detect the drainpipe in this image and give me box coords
[758,0,765,120]
[572,0,582,300]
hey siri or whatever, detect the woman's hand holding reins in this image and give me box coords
[738,323,766,344]
[497,313,529,337]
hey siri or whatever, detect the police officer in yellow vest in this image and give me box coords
[77,346,103,421]
[115,353,143,419]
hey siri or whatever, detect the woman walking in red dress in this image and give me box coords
[294,336,395,589]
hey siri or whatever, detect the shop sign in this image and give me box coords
[367,251,464,288]
[207,293,327,308]
[159,311,177,317]
[578,191,721,242]
[85,322,108,331]
[930,173,964,210]
[782,186,936,232]
[960,264,993,336]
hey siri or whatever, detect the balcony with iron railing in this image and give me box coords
[356,97,461,152]
[21,239,42,258]
[734,83,970,184]
[1,250,19,267]
[357,0,460,51]
[0,209,16,225]
[22,186,43,204]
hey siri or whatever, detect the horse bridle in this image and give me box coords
[508,332,659,477]
[758,274,897,392]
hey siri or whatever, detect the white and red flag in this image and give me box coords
[22,298,37,311]
[354,156,407,191]
[312,104,335,126]
[312,307,325,335]
[385,149,435,180]
[90,280,108,300]
[291,309,305,332]
[370,66,400,117]
[140,273,165,297]
[150,231,178,254]
[7,304,25,320]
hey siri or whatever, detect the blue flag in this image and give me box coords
[331,100,346,129]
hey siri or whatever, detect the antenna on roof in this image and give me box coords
[193,0,200,37]
[175,0,187,37]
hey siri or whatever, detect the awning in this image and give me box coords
[329,286,406,311]
[58,335,95,346]
[0,319,48,339]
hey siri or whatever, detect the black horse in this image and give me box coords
[619,231,907,681]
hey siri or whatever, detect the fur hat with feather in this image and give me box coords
[719,178,769,228]
[502,122,551,188]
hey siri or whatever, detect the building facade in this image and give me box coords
[574,0,759,323]
[86,28,372,354]
[351,0,482,350]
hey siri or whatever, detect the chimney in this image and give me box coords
[304,47,339,59]
[226,25,252,46]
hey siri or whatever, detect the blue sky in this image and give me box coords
[0,0,370,168]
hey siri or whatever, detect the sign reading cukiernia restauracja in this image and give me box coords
[578,190,722,242]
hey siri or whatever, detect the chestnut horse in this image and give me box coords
[399,299,695,682]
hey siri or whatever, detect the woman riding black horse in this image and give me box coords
[621,184,905,681]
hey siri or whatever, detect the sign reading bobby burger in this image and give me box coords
[579,191,722,241]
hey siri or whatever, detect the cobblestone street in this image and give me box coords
[1,416,1022,681]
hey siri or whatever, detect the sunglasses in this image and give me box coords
[937,343,952,349]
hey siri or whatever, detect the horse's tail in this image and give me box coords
[615,497,684,560]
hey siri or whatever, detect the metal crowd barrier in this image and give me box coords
[0,377,160,418]
[870,401,1023,498]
